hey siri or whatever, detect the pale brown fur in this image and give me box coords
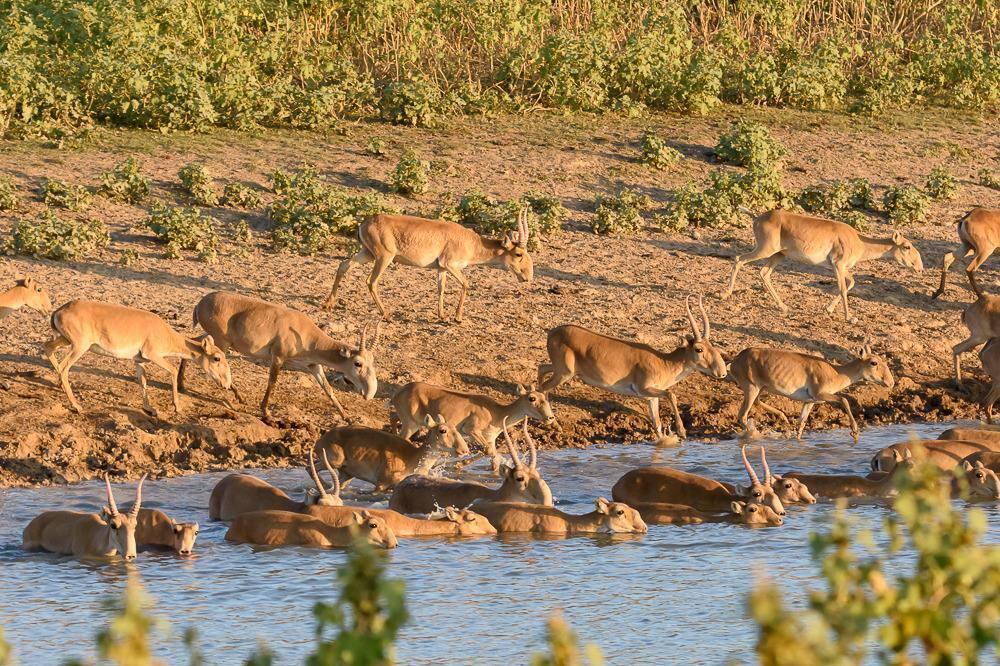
[225,509,397,548]
[939,427,1000,444]
[305,505,497,537]
[135,508,199,555]
[325,211,533,322]
[630,501,784,526]
[472,498,648,535]
[933,208,1000,298]
[872,440,1000,473]
[722,208,922,321]
[786,454,915,499]
[0,277,51,319]
[979,339,1000,421]
[950,294,1000,385]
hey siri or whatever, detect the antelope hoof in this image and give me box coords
[322,299,336,312]
[654,434,680,447]
[69,403,83,415]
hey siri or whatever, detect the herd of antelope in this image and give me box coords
[7,204,1000,559]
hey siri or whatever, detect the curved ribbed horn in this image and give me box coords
[685,295,702,340]
[698,293,710,340]
[307,449,328,498]
[371,321,382,350]
[104,474,119,517]
[128,474,146,517]
[321,449,341,498]
[760,446,772,483]
[501,417,522,467]
[359,323,370,351]
[518,207,529,248]
[741,444,760,485]
[521,419,537,469]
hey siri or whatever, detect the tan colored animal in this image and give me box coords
[0,276,51,319]
[392,381,555,471]
[536,295,726,440]
[932,208,1000,298]
[950,294,1000,385]
[43,300,232,416]
[611,446,786,516]
[135,509,199,555]
[182,291,378,421]
[314,418,470,491]
[961,450,1000,472]
[389,419,553,513]
[751,445,816,505]
[23,475,145,560]
[979,339,1000,422]
[225,510,397,549]
[728,342,894,441]
[939,426,1000,444]
[306,505,497,538]
[325,210,533,322]
[786,453,915,499]
[722,208,923,321]
[871,439,1000,473]
[472,498,648,535]
[208,451,343,521]
[630,501,784,526]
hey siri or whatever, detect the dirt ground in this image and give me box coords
[0,107,998,487]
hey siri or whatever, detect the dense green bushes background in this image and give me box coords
[0,0,997,137]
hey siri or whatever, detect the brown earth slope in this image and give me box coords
[0,107,998,486]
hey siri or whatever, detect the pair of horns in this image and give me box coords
[505,207,530,248]
[307,449,341,498]
[740,445,772,485]
[685,294,710,340]
[501,417,538,469]
[359,321,382,351]
[104,474,145,518]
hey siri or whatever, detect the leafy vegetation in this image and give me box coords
[639,132,682,170]
[980,168,1000,190]
[43,179,92,211]
[453,190,564,249]
[592,188,651,235]
[366,137,388,157]
[0,177,19,211]
[223,183,262,209]
[9,211,109,260]
[179,164,220,206]
[389,150,429,197]
[751,447,1000,664]
[883,185,930,225]
[714,122,786,171]
[794,178,876,231]
[99,157,150,204]
[661,168,789,231]
[143,204,218,262]
[924,166,960,201]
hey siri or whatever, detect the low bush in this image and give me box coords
[924,166,960,201]
[390,150,429,197]
[640,132,682,170]
[794,178,875,230]
[365,137,388,157]
[592,188,650,235]
[714,121,786,170]
[223,183,262,209]
[979,168,1000,190]
[99,157,150,204]
[454,190,564,249]
[883,185,930,225]
[43,179,92,211]
[119,248,140,267]
[178,164,219,206]
[143,204,218,262]
[380,78,443,128]
[0,177,19,211]
[661,167,789,230]
[9,211,109,260]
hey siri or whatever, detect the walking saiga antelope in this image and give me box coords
[932,208,1000,299]
[183,291,378,421]
[728,340,894,441]
[23,475,145,560]
[949,293,1000,385]
[324,210,533,322]
[389,419,553,513]
[536,295,726,441]
[43,301,232,416]
[392,380,555,471]
[135,509,199,555]
[472,497,648,535]
[722,209,923,321]
[225,510,398,549]
[978,339,1000,422]
[0,276,51,319]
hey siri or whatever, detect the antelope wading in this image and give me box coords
[182,291,379,421]
[0,276,51,319]
[721,208,923,321]
[209,450,343,521]
[43,300,232,416]
[388,419,552,514]
[135,509,199,555]
[871,439,1000,473]
[785,452,916,500]
[23,475,145,560]
[392,380,556,471]
[537,294,726,441]
[324,209,533,322]
[225,510,398,549]
[313,417,470,491]
[304,505,497,538]
[471,497,648,535]
[933,207,1000,298]
[727,340,894,441]
[631,500,784,526]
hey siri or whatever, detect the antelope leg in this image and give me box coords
[665,391,686,439]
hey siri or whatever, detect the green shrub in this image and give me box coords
[0,177,19,211]
[380,78,442,127]
[365,137,388,157]
[883,185,930,225]
[223,182,262,209]
[390,150,429,197]
[521,191,567,238]
[924,166,960,201]
[99,157,150,204]
[591,188,650,235]
[455,190,563,249]
[143,204,218,262]
[639,132,682,170]
[178,164,219,206]
[981,168,1000,190]
[794,178,875,226]
[714,121,786,170]
[119,248,140,267]
[43,179,92,211]
[10,211,109,260]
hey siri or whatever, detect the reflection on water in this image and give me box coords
[1,421,997,664]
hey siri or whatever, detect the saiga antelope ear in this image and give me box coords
[963,460,974,472]
[594,497,610,514]
[201,335,215,351]
[351,512,365,525]
[516,384,528,395]
[730,501,746,514]
[891,231,904,245]
[423,414,436,428]
[339,347,352,358]
[173,525,184,534]
[501,233,515,250]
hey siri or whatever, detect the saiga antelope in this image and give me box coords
[871,440,1000,473]
[471,497,648,535]
[722,209,923,321]
[0,276,51,319]
[631,501,784,527]
[305,505,497,538]
[325,210,533,322]
[932,208,1000,298]
[728,340,894,441]
[389,419,553,513]
[314,417,469,491]
[225,510,398,549]
[135,509,199,555]
[209,450,343,521]
[536,295,726,441]
[23,475,145,560]
[979,339,1000,422]
[182,291,379,421]
[939,426,1000,444]
[949,294,1000,385]
[43,301,232,416]
[611,445,787,515]
[392,380,555,471]
[785,451,916,499]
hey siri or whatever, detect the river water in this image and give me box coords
[2,420,997,665]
